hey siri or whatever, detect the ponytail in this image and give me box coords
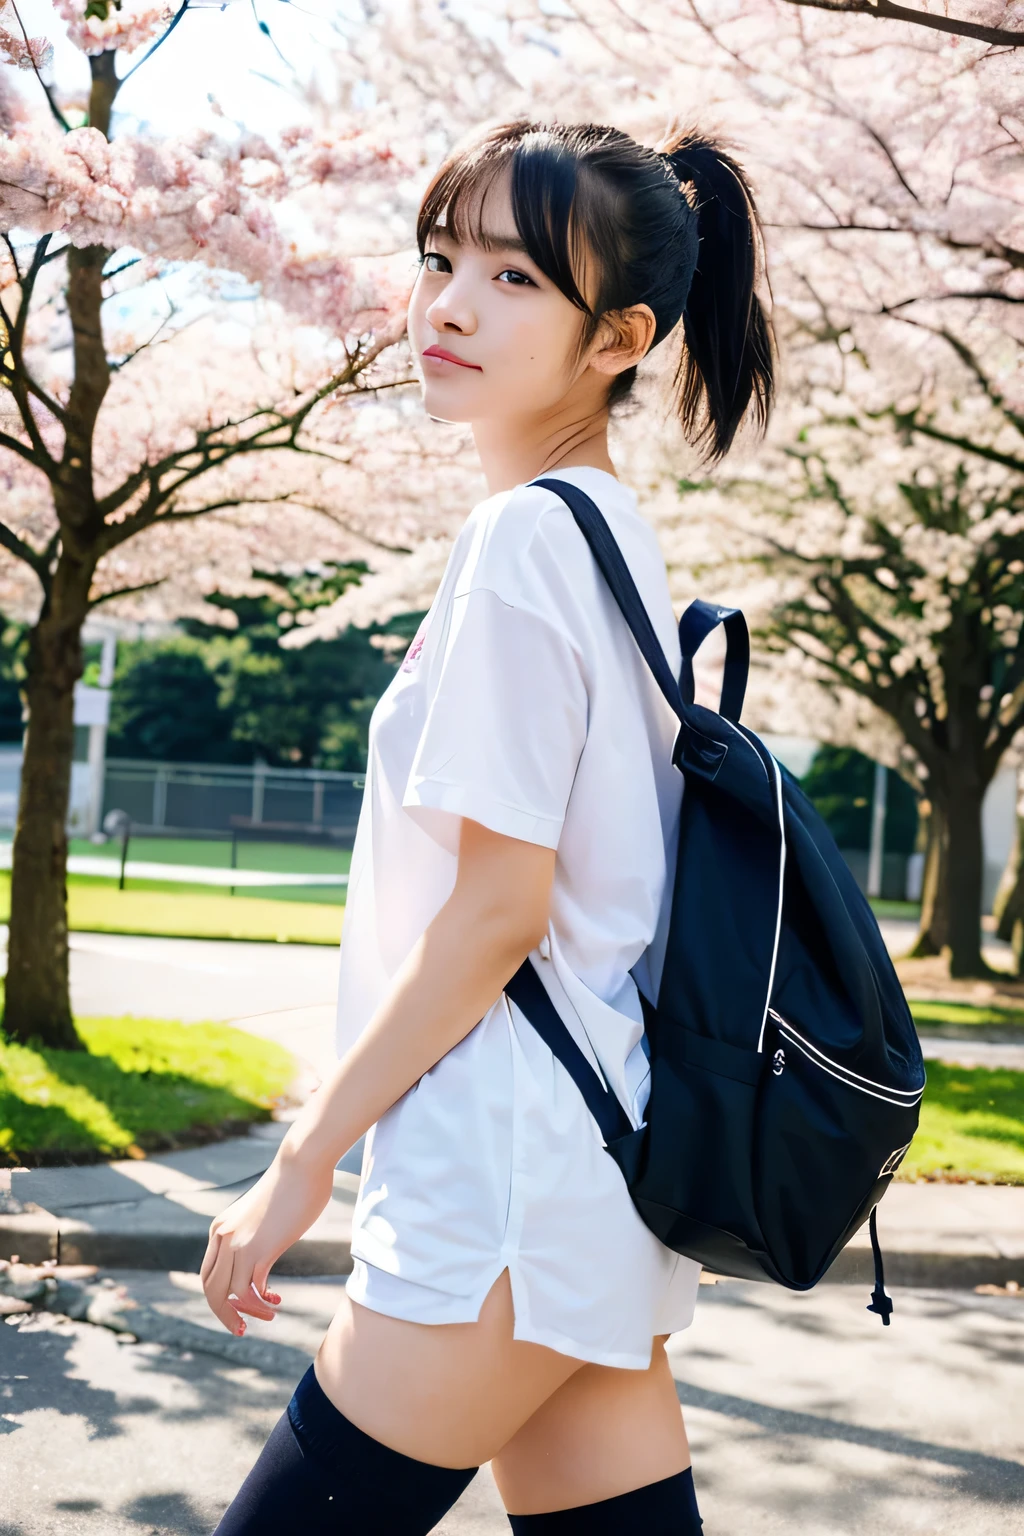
[660,131,775,463]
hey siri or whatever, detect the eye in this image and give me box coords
[421,252,451,274]
[496,268,534,286]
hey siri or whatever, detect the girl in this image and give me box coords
[202,118,773,1535]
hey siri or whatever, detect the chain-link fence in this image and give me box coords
[102,759,364,844]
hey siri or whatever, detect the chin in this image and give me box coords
[420,387,477,426]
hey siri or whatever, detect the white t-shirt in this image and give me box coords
[335,465,701,1370]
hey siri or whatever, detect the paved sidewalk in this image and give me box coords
[0,1272,1020,1534]
[3,1126,1022,1287]
[1,1123,363,1274]
[879,917,1013,969]
[65,933,340,1026]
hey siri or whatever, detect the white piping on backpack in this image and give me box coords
[712,718,787,1055]
[769,1009,924,1107]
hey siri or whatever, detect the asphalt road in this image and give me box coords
[1,1278,1021,1536]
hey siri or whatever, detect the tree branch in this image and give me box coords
[119,1,192,85]
[11,236,52,355]
[775,0,1024,47]
[87,577,164,611]
[0,517,49,584]
[7,0,71,131]
[0,425,52,474]
[882,291,1024,309]
[97,339,393,525]
[879,410,1024,474]
[887,320,1024,437]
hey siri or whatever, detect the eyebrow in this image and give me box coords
[431,225,530,256]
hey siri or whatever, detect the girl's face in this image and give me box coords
[408,172,599,426]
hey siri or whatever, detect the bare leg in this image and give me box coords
[314,1269,585,1469]
[492,1335,689,1515]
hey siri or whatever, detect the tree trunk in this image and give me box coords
[909,800,950,956]
[4,561,93,1047]
[943,775,989,979]
[2,50,120,1047]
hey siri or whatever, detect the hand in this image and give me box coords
[200,1150,336,1334]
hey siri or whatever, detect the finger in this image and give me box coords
[204,1232,247,1335]
[252,1261,282,1307]
[230,1277,280,1327]
[223,1249,278,1322]
[199,1225,222,1286]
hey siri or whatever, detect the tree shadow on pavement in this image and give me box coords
[678,1378,1024,1496]
[0,1311,298,1535]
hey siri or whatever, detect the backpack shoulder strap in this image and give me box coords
[507,477,682,1141]
[504,959,633,1146]
[531,477,750,724]
[531,477,687,725]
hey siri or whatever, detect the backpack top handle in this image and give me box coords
[677,600,750,723]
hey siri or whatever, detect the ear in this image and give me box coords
[587,304,657,378]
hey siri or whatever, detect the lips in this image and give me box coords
[422,345,482,371]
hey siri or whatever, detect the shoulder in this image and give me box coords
[453,480,595,613]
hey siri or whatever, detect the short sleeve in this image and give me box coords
[403,586,588,850]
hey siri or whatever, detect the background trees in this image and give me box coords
[106,565,423,770]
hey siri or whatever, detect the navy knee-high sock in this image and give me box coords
[506,1467,703,1534]
[212,1363,478,1535]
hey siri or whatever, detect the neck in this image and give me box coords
[472,407,617,497]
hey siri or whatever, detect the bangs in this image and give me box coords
[416,124,593,318]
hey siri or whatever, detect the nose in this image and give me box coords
[424,271,477,338]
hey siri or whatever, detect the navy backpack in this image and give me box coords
[505,479,926,1324]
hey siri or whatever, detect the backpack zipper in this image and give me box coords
[768,1009,924,1107]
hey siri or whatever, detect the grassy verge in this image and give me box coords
[0,874,343,944]
[900,1061,1024,1184]
[0,1016,299,1166]
[870,899,922,921]
[910,1000,1024,1036]
[67,836,353,878]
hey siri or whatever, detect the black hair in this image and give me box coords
[417,120,775,463]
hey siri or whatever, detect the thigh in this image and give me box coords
[491,1335,689,1516]
[314,1269,583,1469]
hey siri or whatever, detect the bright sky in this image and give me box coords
[16,0,355,135]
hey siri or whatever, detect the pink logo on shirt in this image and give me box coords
[401,621,428,672]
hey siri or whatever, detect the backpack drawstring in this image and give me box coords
[866,1206,893,1325]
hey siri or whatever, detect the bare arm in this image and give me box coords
[200,818,555,1333]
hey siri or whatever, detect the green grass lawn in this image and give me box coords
[901,1061,1024,1184]
[0,1016,299,1165]
[68,835,352,877]
[0,874,343,944]
[869,899,922,921]
[66,835,350,907]
[910,1000,1024,1034]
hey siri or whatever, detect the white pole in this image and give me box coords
[86,633,117,839]
[867,761,888,899]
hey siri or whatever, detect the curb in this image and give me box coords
[0,1213,354,1277]
[1,1213,1017,1290]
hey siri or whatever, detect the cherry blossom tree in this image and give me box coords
[0,0,424,1048]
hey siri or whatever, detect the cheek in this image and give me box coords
[407,277,430,351]
[492,301,578,388]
